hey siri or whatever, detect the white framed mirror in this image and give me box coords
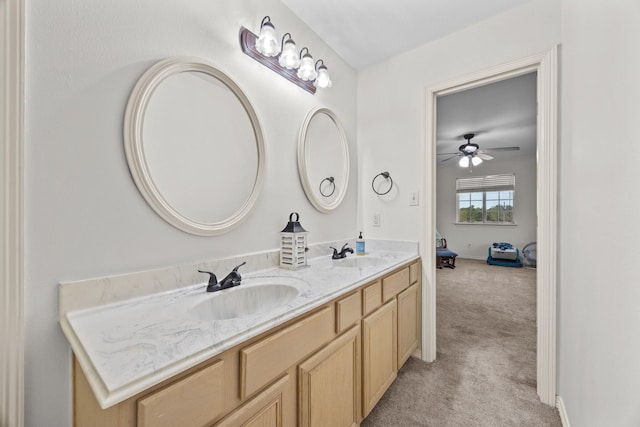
[297,107,350,213]
[124,57,265,236]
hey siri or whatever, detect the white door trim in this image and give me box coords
[1,0,25,425]
[421,46,558,405]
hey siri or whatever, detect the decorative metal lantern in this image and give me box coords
[280,212,308,270]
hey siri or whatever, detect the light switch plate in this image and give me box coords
[373,212,380,227]
[409,191,419,206]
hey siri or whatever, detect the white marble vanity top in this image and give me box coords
[59,240,419,409]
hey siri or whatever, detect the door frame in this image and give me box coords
[421,46,558,405]
[1,0,25,425]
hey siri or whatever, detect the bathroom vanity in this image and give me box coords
[60,244,421,427]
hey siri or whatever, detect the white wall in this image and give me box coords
[559,1,640,425]
[357,0,560,243]
[436,156,536,260]
[24,1,356,425]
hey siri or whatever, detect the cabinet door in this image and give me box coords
[361,299,397,417]
[298,325,360,427]
[397,282,419,368]
[215,374,291,427]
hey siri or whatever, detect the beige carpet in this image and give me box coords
[361,258,561,426]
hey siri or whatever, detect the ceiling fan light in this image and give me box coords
[472,156,483,166]
[459,156,470,167]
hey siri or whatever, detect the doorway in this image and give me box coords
[421,47,558,406]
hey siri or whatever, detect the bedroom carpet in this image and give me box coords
[361,258,561,426]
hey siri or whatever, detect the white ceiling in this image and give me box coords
[280,0,534,70]
[281,0,537,166]
[436,72,537,166]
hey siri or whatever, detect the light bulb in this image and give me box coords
[255,17,281,57]
[459,156,470,167]
[314,62,332,88]
[297,50,317,81]
[471,156,483,166]
[278,37,300,69]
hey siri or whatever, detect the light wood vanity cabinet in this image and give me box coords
[397,283,420,368]
[361,299,397,417]
[214,374,291,427]
[137,359,224,427]
[73,259,421,427]
[298,325,360,427]
[361,260,421,417]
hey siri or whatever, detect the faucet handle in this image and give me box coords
[232,261,247,273]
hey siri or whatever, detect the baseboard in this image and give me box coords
[556,395,571,427]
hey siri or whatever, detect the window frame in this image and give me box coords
[455,174,516,225]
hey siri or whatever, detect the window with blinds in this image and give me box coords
[456,174,515,224]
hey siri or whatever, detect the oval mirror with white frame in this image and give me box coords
[124,57,265,236]
[298,107,350,213]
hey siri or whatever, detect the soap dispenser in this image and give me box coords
[356,231,365,256]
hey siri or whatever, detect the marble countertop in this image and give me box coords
[59,242,418,409]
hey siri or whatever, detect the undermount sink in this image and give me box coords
[333,257,386,269]
[189,284,299,321]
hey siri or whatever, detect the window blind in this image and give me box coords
[456,174,515,193]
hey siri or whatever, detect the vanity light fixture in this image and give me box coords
[239,16,333,94]
[278,33,300,69]
[296,48,318,81]
[255,16,281,57]
[314,60,332,88]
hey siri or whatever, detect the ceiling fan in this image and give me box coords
[438,133,520,167]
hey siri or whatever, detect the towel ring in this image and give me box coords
[372,171,393,195]
[319,177,336,197]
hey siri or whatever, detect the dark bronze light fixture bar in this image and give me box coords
[239,27,316,94]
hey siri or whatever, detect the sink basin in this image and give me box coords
[189,284,299,320]
[333,257,386,269]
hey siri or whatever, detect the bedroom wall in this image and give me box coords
[436,156,536,260]
[24,1,356,425]
[357,0,560,244]
[558,0,640,425]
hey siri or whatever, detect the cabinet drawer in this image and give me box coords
[382,267,410,302]
[137,359,224,427]
[240,306,334,399]
[362,280,382,316]
[336,291,361,333]
[409,261,421,285]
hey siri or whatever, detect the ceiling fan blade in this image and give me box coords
[440,154,461,163]
[437,152,461,155]
[477,153,494,160]
[481,146,520,152]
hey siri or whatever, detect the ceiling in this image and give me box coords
[436,72,537,167]
[280,0,534,70]
[280,0,537,166]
